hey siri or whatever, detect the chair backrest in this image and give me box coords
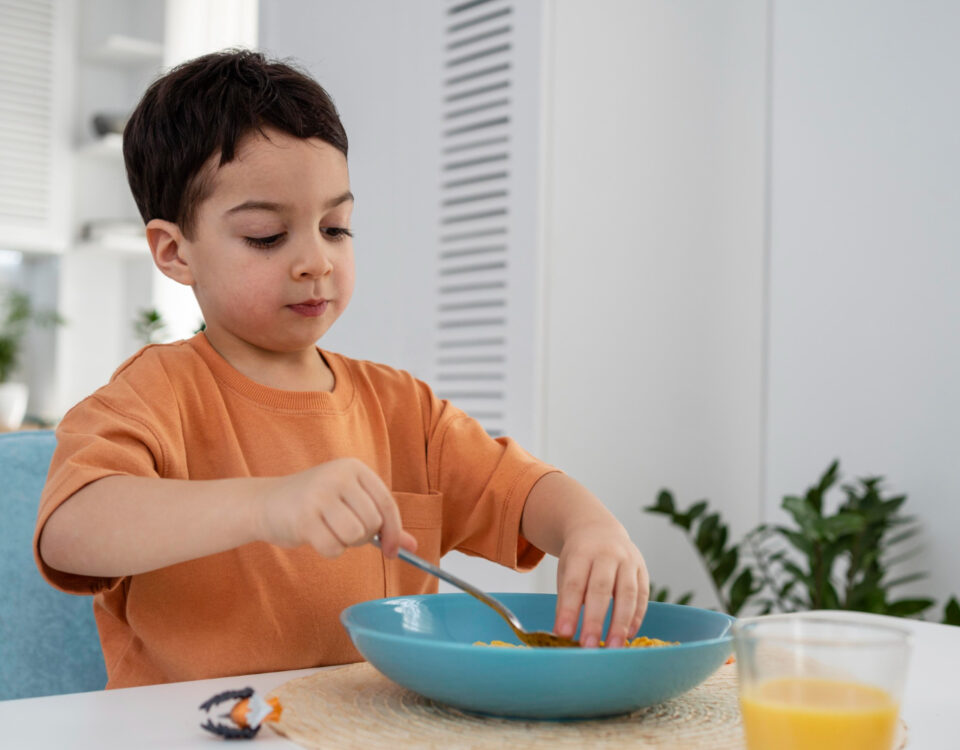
[0,430,107,701]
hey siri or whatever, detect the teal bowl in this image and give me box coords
[340,593,734,719]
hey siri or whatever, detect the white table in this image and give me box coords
[1,614,957,749]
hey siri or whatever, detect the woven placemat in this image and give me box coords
[267,662,908,750]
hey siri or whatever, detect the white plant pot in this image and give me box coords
[0,381,28,430]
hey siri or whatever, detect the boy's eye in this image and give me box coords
[322,227,354,241]
[244,233,285,249]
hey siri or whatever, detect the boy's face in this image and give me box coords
[164,126,355,361]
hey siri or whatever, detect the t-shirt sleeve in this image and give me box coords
[34,383,169,595]
[417,379,561,572]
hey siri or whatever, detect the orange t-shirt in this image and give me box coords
[34,333,554,688]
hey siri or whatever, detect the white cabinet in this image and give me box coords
[55,0,166,415]
[0,0,168,420]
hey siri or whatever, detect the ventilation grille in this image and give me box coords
[0,0,55,226]
[436,0,517,439]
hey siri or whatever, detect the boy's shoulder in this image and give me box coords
[79,337,208,413]
[110,338,203,383]
[57,339,204,431]
[328,351,432,405]
[331,351,416,385]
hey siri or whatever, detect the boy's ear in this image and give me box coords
[145,219,195,286]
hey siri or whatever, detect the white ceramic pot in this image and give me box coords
[0,381,28,430]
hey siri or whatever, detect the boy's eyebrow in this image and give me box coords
[224,190,355,216]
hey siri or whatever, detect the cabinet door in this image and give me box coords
[0,0,74,253]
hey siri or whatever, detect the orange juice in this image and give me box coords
[740,677,899,750]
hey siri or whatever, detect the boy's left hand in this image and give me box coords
[553,523,649,648]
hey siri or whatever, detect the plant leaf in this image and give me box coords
[695,513,720,555]
[686,500,708,524]
[783,496,820,538]
[821,581,841,609]
[808,460,840,514]
[647,491,675,515]
[819,513,866,541]
[729,569,755,617]
[886,598,935,617]
[649,584,670,602]
[880,495,907,515]
[710,525,729,562]
[778,528,813,555]
[712,547,739,589]
[943,597,960,626]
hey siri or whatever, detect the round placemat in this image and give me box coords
[268,662,908,749]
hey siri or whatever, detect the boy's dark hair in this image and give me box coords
[123,48,348,239]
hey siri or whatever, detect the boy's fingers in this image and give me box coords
[318,492,368,547]
[398,530,419,553]
[554,556,590,639]
[580,559,617,648]
[633,563,651,635]
[342,484,385,541]
[306,521,346,559]
[357,468,404,557]
[605,565,640,648]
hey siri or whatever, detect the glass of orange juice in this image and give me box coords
[732,614,911,750]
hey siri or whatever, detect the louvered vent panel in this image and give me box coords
[0,0,55,225]
[437,0,520,439]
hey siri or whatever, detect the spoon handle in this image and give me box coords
[371,535,521,630]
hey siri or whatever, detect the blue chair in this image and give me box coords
[0,430,107,700]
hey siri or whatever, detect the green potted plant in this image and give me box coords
[0,288,64,430]
[645,460,960,625]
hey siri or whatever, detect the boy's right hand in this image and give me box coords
[255,458,417,560]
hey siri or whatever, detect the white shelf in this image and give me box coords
[83,35,164,67]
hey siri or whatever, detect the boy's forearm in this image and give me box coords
[39,475,270,578]
[520,472,628,555]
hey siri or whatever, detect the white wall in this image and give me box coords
[259,0,442,379]
[540,0,769,604]
[766,0,960,607]
[259,0,960,613]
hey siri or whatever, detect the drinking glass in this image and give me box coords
[732,614,911,750]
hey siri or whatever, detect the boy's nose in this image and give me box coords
[292,237,334,278]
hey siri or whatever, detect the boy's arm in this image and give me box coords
[520,471,649,649]
[39,458,416,580]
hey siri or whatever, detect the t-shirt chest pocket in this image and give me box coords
[384,491,443,597]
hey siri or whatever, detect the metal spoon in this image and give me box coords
[372,535,580,648]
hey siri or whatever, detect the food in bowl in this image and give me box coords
[474,635,679,648]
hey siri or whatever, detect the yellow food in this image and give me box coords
[473,636,679,648]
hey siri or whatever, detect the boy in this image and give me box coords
[34,50,649,688]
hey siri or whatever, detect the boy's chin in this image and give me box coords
[260,329,332,352]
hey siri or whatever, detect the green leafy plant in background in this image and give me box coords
[0,289,64,382]
[134,308,167,345]
[646,460,960,625]
[134,311,206,345]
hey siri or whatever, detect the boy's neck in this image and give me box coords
[201,331,335,392]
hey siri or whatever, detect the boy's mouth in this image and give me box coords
[288,299,328,317]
